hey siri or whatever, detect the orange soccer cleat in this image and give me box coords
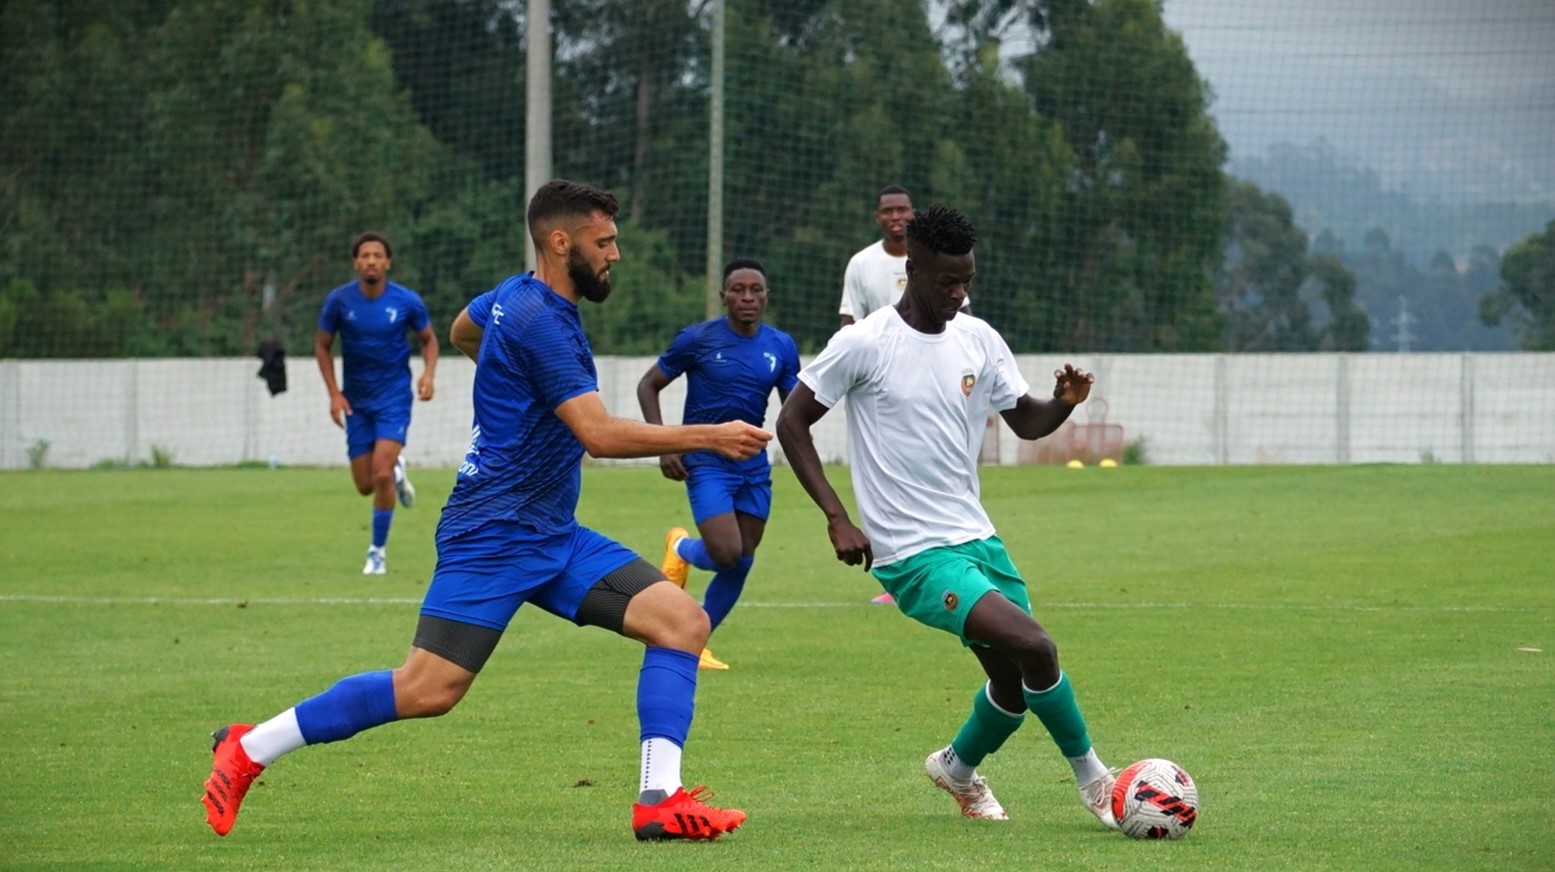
[201,724,265,836]
[660,528,691,589]
[631,785,746,841]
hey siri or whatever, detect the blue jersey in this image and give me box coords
[656,317,801,473]
[438,274,597,540]
[317,280,430,409]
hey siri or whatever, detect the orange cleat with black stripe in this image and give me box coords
[201,724,265,836]
[632,785,746,841]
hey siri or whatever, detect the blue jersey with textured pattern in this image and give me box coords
[656,317,800,473]
[316,280,430,409]
[437,274,596,540]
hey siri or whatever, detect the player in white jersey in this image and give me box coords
[839,185,970,604]
[778,204,1121,829]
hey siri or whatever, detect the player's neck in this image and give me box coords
[881,237,908,258]
[534,262,581,305]
[724,315,759,337]
[895,297,946,335]
[357,278,386,299]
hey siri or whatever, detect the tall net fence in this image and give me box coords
[2,0,1553,468]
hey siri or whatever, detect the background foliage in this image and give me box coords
[1,0,1549,358]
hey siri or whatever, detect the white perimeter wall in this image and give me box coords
[2,353,1552,470]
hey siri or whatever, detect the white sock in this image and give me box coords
[240,708,306,766]
[940,746,976,782]
[639,737,683,797]
[1067,748,1108,785]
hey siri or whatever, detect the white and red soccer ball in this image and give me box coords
[1111,758,1199,839]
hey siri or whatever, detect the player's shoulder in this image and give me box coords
[385,280,426,303]
[759,322,800,350]
[322,282,356,303]
[844,240,884,267]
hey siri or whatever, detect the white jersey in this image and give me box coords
[798,308,1030,566]
[838,240,907,319]
[839,240,971,319]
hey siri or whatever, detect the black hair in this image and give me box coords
[722,257,766,282]
[352,231,392,259]
[876,184,910,206]
[526,179,620,247]
[905,205,976,256]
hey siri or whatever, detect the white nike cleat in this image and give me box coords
[362,546,386,575]
[393,457,416,508]
[1080,768,1122,830]
[925,748,1008,820]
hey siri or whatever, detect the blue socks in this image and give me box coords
[371,507,393,548]
[637,648,699,743]
[676,537,718,572]
[703,556,753,630]
[295,670,399,745]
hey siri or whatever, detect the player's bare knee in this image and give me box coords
[705,538,743,569]
[639,593,710,651]
[1009,630,1059,674]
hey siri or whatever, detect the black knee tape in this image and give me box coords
[413,614,503,674]
[576,558,664,634]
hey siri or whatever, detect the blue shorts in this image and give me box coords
[345,405,411,459]
[421,520,639,631]
[685,463,772,524]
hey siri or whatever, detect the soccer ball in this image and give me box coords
[1110,758,1199,839]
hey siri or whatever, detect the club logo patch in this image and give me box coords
[961,373,976,397]
[943,591,959,610]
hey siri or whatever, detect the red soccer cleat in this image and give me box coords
[201,724,265,836]
[631,785,746,841]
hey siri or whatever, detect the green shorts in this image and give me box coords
[872,535,1032,647]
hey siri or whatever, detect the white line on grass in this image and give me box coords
[0,594,1542,613]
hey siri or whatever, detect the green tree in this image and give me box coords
[1011,0,1229,351]
[1480,219,1555,350]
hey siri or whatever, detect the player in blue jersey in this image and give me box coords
[635,259,801,671]
[204,180,768,842]
[314,231,439,575]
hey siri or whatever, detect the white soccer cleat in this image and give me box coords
[1080,768,1122,830]
[393,457,416,508]
[925,748,1008,820]
[362,546,386,575]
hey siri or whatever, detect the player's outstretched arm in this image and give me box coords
[1000,364,1094,441]
[776,385,873,570]
[635,365,688,481]
[449,307,483,362]
[555,391,770,461]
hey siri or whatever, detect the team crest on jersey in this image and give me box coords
[896,277,908,291]
[764,352,777,372]
[960,372,977,397]
[943,591,959,611]
[386,306,399,323]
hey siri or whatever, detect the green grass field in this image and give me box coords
[1,464,1551,871]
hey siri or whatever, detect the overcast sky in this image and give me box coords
[1157,0,1555,202]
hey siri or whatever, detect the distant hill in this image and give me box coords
[1232,139,1554,265]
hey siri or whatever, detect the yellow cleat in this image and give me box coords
[698,647,730,671]
[661,527,690,589]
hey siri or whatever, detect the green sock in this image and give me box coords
[1022,671,1093,758]
[950,683,1025,767]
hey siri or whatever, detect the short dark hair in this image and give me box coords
[526,179,619,247]
[876,184,910,207]
[722,258,766,282]
[906,206,976,256]
[352,231,392,259]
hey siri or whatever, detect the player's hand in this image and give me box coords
[710,421,773,461]
[417,374,435,401]
[659,454,689,481]
[827,517,873,571]
[329,393,352,428]
[1052,364,1094,406]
